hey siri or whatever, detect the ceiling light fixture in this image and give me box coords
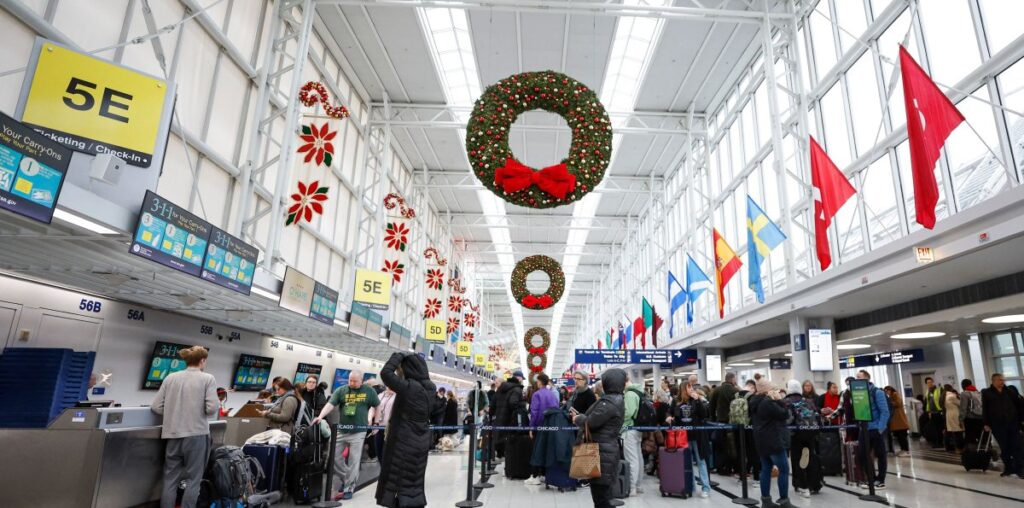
[982,314,1024,324]
[836,344,871,350]
[891,332,946,339]
[784,353,792,357]
[729,362,755,367]
[53,208,120,235]
[250,286,279,301]
[752,359,770,363]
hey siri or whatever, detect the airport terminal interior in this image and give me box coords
[1,0,1024,507]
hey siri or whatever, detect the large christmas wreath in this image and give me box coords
[523,327,551,354]
[511,255,565,310]
[527,352,547,373]
[466,71,612,209]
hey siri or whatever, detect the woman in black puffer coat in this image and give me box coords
[572,368,626,508]
[376,352,436,508]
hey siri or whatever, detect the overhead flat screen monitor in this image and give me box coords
[280,266,315,317]
[232,354,273,391]
[143,341,198,389]
[310,281,338,324]
[0,112,71,224]
[294,362,322,385]
[705,354,722,383]
[332,368,352,391]
[363,373,377,383]
[131,191,211,277]
[202,227,259,295]
[809,328,834,372]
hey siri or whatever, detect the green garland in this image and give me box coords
[466,70,612,209]
[511,255,565,310]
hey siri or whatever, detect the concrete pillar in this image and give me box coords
[652,364,662,389]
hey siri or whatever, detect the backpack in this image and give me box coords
[208,446,261,503]
[729,393,750,426]
[788,398,819,427]
[963,391,983,419]
[634,392,657,427]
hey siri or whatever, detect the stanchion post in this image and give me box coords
[313,423,342,508]
[732,424,758,506]
[857,420,885,502]
[473,381,494,489]
[456,381,484,507]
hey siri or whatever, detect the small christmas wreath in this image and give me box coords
[523,326,551,354]
[527,352,547,373]
[466,70,612,209]
[511,255,565,309]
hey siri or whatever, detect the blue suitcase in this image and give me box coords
[243,444,285,492]
[544,463,579,492]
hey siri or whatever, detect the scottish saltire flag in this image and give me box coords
[668,270,686,338]
[746,196,787,304]
[685,254,711,324]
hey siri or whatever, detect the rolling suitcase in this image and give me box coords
[816,432,842,476]
[962,431,993,472]
[612,460,630,499]
[288,462,323,504]
[504,433,533,480]
[243,444,286,492]
[843,441,866,486]
[658,446,693,498]
[544,463,579,492]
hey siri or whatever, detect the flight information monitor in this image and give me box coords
[131,191,210,277]
[143,341,196,389]
[202,227,259,295]
[332,368,352,391]
[293,362,322,385]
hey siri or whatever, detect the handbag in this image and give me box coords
[569,423,602,480]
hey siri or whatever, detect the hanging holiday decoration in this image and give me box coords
[448,295,464,313]
[286,180,329,226]
[522,326,551,354]
[466,70,612,209]
[510,255,565,310]
[463,331,475,342]
[527,352,547,373]
[422,245,447,320]
[448,273,467,294]
[423,297,442,319]
[381,193,415,284]
[299,81,351,119]
[296,123,337,167]
[447,316,461,335]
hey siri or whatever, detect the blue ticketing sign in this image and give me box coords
[574,349,698,365]
[0,112,70,223]
[201,227,259,295]
[131,191,210,277]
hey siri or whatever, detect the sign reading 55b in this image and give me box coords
[19,39,173,168]
[353,269,391,310]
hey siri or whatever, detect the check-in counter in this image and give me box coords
[0,407,225,508]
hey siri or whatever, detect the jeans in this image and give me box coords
[160,435,210,508]
[858,429,887,482]
[590,482,614,508]
[334,432,366,492]
[622,430,643,492]
[689,441,711,494]
[759,451,789,500]
[991,423,1024,475]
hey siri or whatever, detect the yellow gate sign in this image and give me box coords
[425,319,446,343]
[21,40,172,167]
[485,362,494,372]
[455,341,472,357]
[474,353,486,366]
[353,269,392,310]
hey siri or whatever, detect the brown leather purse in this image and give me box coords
[569,423,602,479]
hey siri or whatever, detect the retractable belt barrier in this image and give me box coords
[332,423,857,432]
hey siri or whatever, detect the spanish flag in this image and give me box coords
[713,228,742,318]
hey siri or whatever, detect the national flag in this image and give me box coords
[899,45,965,229]
[624,314,632,349]
[685,254,711,324]
[810,136,856,271]
[605,330,613,349]
[652,309,664,348]
[642,297,654,349]
[746,196,786,304]
[633,314,646,349]
[597,336,602,350]
[668,270,687,338]
[713,228,742,319]
[617,322,626,349]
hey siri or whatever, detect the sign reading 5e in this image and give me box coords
[353,269,391,310]
[20,40,171,167]
[424,319,446,343]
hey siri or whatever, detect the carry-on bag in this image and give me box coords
[962,430,993,472]
[504,433,533,480]
[243,444,285,493]
[657,446,694,498]
[816,431,843,476]
[612,459,630,499]
[843,441,866,486]
[544,462,579,492]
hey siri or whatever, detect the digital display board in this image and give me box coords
[293,362,322,385]
[0,112,70,224]
[143,341,197,389]
[809,328,834,372]
[705,354,723,383]
[363,373,377,383]
[232,354,273,391]
[310,281,338,324]
[332,368,352,391]
[202,226,258,295]
[131,191,210,277]
[280,266,315,316]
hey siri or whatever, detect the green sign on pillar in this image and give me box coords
[849,379,873,422]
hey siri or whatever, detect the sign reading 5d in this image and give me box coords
[455,341,472,358]
[353,269,391,310]
[20,40,173,168]
[425,319,446,343]
[474,353,486,366]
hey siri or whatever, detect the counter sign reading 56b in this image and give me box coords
[353,269,391,310]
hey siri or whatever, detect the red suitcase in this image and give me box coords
[658,446,694,498]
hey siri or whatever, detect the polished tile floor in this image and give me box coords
[282,446,1024,508]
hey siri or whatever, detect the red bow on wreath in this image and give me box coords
[494,158,576,200]
[528,347,546,355]
[529,365,544,373]
[522,294,554,310]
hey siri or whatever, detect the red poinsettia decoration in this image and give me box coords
[464,312,477,328]
[425,268,445,290]
[448,295,463,313]
[382,259,405,283]
[447,317,461,334]
[464,331,475,342]
[286,180,329,226]
[423,298,441,319]
[384,222,410,251]
[297,123,337,167]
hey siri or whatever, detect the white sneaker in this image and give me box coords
[636,487,645,495]
[799,489,811,498]
[525,477,543,485]
[799,448,810,469]
[630,489,638,497]
[699,491,710,498]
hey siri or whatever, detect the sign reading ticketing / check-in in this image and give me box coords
[0,112,70,223]
[574,349,698,365]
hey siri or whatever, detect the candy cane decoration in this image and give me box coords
[383,192,416,219]
[423,247,447,266]
[299,81,350,119]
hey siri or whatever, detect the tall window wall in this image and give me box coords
[988,329,1024,391]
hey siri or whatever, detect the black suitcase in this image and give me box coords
[962,431,993,472]
[816,432,842,476]
[504,433,533,480]
[288,462,324,504]
[612,459,630,499]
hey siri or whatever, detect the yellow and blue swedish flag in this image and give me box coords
[747,196,786,303]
